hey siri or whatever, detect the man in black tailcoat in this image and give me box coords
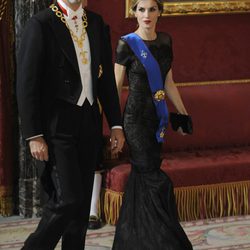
[16,0,124,249]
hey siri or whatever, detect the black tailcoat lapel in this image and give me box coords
[86,10,99,90]
[86,11,101,96]
[48,6,100,97]
[49,3,80,75]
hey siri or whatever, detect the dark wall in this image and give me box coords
[88,0,250,82]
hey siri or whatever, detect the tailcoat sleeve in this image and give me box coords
[16,17,45,139]
[97,19,122,128]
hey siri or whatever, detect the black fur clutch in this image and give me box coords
[169,112,193,134]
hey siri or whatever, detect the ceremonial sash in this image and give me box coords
[122,33,168,142]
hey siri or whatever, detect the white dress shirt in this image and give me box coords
[58,0,93,106]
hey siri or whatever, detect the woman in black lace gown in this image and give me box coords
[112,0,193,249]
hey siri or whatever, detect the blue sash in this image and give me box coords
[122,33,168,142]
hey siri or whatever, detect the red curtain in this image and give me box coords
[0,0,14,216]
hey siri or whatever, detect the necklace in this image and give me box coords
[50,4,89,65]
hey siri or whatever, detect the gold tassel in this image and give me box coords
[102,181,250,225]
[174,181,250,221]
[100,188,123,225]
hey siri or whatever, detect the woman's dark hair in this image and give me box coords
[131,0,163,13]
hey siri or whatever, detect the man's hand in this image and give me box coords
[110,128,125,154]
[29,136,49,161]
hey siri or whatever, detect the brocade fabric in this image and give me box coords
[112,32,193,250]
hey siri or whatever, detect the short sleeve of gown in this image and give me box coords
[167,34,174,64]
[115,39,132,67]
[161,32,173,65]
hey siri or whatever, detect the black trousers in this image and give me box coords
[22,100,101,250]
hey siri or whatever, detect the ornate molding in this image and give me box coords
[123,79,250,89]
[176,79,250,87]
[163,1,250,16]
[126,0,250,17]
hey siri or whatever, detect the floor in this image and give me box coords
[1,215,250,250]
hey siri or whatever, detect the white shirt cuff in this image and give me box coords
[111,126,123,130]
[26,134,43,140]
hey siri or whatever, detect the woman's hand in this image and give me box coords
[177,127,187,136]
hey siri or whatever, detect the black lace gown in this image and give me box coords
[112,33,193,250]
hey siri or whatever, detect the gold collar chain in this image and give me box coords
[50,4,89,64]
[50,4,87,28]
